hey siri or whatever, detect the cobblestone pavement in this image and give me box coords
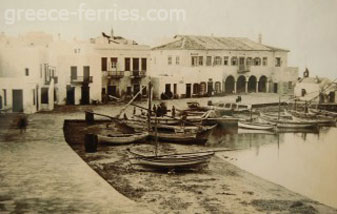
[0,112,153,214]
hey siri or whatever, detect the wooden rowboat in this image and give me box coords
[260,112,317,129]
[97,132,148,144]
[238,121,274,130]
[128,149,215,169]
[149,131,200,144]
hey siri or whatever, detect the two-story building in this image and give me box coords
[150,35,298,98]
[91,32,150,100]
[0,32,56,113]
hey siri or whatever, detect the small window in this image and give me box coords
[206,56,212,66]
[101,57,107,71]
[262,57,268,66]
[231,57,238,66]
[141,58,147,71]
[288,81,293,89]
[214,56,222,66]
[176,56,180,65]
[168,56,172,65]
[198,56,203,66]
[246,57,252,66]
[275,57,281,67]
[224,57,229,65]
[254,57,261,66]
[25,68,29,76]
[132,58,139,71]
[191,56,198,66]
[125,58,130,71]
[110,57,118,69]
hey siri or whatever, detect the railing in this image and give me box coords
[238,65,250,73]
[44,76,58,85]
[131,70,146,78]
[71,76,93,84]
[107,70,124,78]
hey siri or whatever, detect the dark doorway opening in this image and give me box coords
[66,86,75,105]
[186,84,191,98]
[108,85,117,97]
[273,83,278,93]
[225,76,235,94]
[81,86,90,105]
[236,76,246,93]
[12,89,23,112]
[248,76,257,93]
[258,76,267,92]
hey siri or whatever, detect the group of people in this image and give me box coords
[133,102,177,118]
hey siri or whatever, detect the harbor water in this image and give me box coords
[209,126,337,208]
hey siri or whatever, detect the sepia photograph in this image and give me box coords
[0,0,337,213]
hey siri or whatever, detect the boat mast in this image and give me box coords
[278,95,281,121]
[147,81,152,132]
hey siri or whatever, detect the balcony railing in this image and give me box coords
[131,70,146,78]
[238,65,250,73]
[44,76,58,85]
[71,76,93,84]
[107,70,124,78]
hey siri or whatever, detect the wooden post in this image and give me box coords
[148,81,152,132]
[85,110,94,124]
[84,133,98,153]
[278,96,281,121]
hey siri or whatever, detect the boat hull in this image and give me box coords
[238,121,274,130]
[97,132,148,144]
[129,151,215,169]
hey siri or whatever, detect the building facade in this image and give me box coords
[294,70,336,103]
[92,35,150,100]
[0,32,56,113]
[150,35,298,98]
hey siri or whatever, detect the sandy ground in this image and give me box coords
[64,119,337,214]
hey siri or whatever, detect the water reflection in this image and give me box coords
[208,126,337,208]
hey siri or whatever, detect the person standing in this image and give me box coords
[172,105,176,118]
[18,114,28,133]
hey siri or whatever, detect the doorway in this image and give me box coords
[66,86,75,105]
[186,84,191,98]
[12,89,23,112]
[81,86,90,105]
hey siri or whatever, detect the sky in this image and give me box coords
[0,0,336,79]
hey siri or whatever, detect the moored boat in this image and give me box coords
[128,149,215,169]
[97,132,149,144]
[238,121,274,130]
[259,112,318,129]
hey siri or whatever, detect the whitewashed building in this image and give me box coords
[91,32,150,100]
[150,35,298,99]
[294,69,336,103]
[0,32,56,113]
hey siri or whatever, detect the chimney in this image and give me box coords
[258,33,262,44]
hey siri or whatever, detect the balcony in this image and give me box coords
[130,70,146,79]
[70,76,93,84]
[107,70,124,79]
[44,76,58,85]
[238,65,250,74]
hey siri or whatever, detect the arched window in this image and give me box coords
[231,57,238,66]
[193,83,200,95]
[200,82,207,95]
[254,57,261,66]
[246,57,252,66]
